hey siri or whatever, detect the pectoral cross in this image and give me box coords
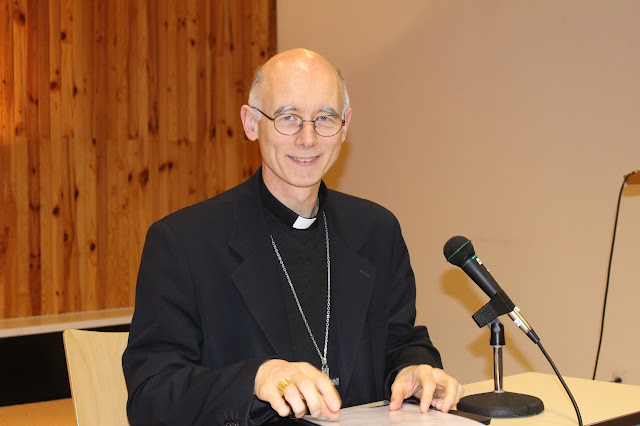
[322,358,339,386]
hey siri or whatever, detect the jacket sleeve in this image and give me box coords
[382,217,443,395]
[122,220,275,425]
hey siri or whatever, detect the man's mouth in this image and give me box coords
[289,155,319,163]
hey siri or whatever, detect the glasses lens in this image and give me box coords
[314,115,343,137]
[274,114,303,136]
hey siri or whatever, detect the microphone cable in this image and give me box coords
[592,170,637,380]
[537,341,583,425]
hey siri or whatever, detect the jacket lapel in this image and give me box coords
[326,211,377,394]
[228,175,294,361]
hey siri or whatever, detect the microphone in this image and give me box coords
[444,236,539,343]
[444,236,585,424]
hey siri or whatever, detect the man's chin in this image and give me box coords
[283,169,325,188]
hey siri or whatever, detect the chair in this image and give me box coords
[63,329,130,426]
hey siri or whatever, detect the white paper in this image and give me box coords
[307,403,482,425]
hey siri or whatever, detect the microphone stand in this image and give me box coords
[458,319,544,417]
[457,292,544,418]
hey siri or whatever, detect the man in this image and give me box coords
[123,48,464,425]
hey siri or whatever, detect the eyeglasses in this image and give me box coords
[251,106,345,137]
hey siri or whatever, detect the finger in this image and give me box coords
[294,376,324,418]
[319,398,341,420]
[289,367,341,419]
[302,374,341,419]
[433,371,462,413]
[418,375,436,413]
[314,375,342,414]
[282,383,308,418]
[389,372,414,411]
[430,386,444,411]
[265,387,292,418]
[388,377,405,411]
[447,383,465,411]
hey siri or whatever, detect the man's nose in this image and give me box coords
[296,121,317,147]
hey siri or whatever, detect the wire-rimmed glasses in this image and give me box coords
[251,106,345,137]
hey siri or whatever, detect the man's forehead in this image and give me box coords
[267,91,341,112]
[264,76,342,113]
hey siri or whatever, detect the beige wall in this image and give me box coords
[278,1,640,385]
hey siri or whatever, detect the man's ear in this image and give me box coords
[240,105,259,141]
[340,107,353,143]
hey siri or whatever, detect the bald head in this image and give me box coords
[248,49,350,119]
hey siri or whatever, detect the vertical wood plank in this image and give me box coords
[195,0,211,201]
[71,0,98,310]
[155,0,169,219]
[104,0,118,309]
[26,0,42,316]
[165,0,179,213]
[0,0,15,319]
[204,0,220,198]
[93,0,108,309]
[145,0,160,224]
[175,0,188,211]
[43,0,62,315]
[132,0,150,305]
[60,0,79,313]
[184,0,198,206]
[106,0,131,308]
[12,0,30,318]
[34,0,50,316]
[212,0,227,194]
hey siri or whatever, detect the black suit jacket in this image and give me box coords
[122,171,442,425]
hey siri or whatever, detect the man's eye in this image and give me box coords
[316,115,330,122]
[280,115,295,122]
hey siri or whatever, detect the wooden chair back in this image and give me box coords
[63,329,130,426]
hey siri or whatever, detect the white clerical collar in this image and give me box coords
[292,216,317,230]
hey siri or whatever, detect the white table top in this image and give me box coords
[461,372,640,425]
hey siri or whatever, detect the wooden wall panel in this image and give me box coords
[0,0,276,319]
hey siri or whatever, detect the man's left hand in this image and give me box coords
[389,365,465,413]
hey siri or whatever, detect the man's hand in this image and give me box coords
[254,359,342,420]
[389,365,464,413]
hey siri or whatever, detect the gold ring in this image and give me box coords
[278,378,291,395]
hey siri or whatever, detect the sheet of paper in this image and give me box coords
[307,403,482,425]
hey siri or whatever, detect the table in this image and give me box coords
[1,372,638,425]
[462,372,640,425]
[0,398,75,425]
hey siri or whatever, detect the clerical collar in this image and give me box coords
[259,171,328,230]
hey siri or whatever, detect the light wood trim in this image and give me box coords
[0,307,133,338]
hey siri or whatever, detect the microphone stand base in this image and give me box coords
[457,391,544,418]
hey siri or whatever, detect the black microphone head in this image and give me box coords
[443,236,476,266]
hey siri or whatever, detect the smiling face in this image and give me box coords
[241,49,352,205]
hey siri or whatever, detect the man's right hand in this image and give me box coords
[254,359,342,420]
